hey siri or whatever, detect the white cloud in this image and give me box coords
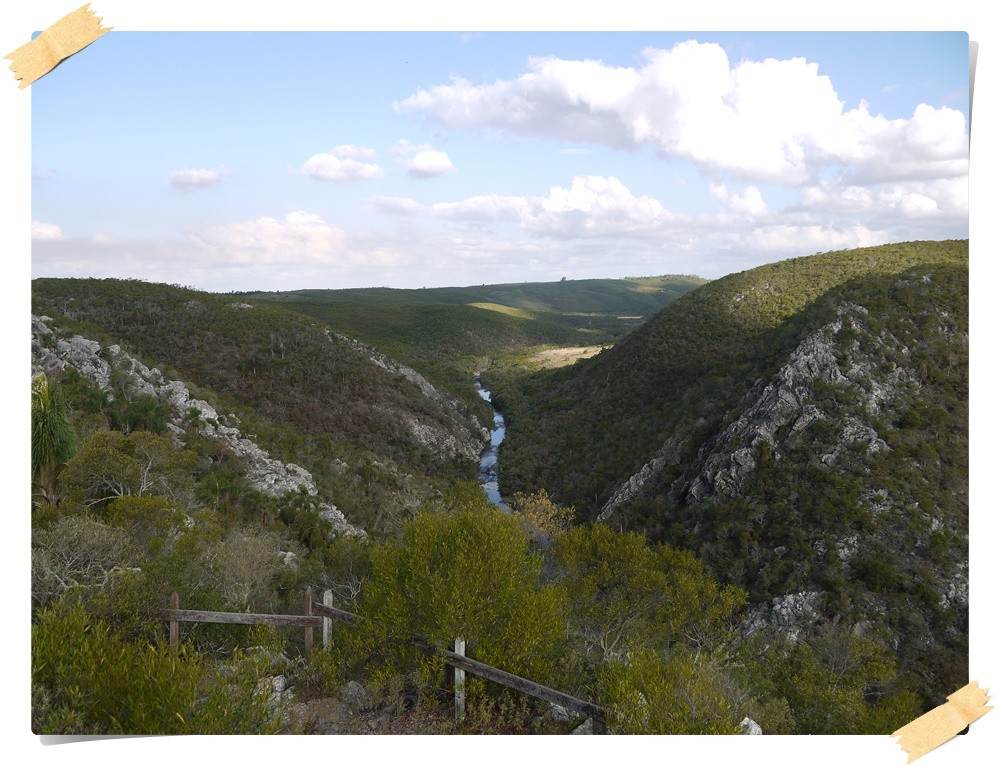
[378,175,672,239]
[32,168,56,180]
[392,140,455,178]
[31,221,67,241]
[796,177,967,223]
[396,40,968,186]
[301,146,383,181]
[709,183,768,216]
[188,211,347,264]
[168,167,229,190]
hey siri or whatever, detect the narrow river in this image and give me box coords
[474,376,509,510]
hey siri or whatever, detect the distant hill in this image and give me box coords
[496,240,969,707]
[246,274,705,314]
[243,275,706,401]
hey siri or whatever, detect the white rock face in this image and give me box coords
[741,591,823,643]
[31,315,365,537]
[740,717,763,735]
[331,330,489,461]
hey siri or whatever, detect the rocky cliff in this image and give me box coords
[33,314,364,536]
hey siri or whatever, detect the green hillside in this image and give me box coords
[31,278,488,533]
[245,274,705,403]
[498,241,968,510]
[248,274,705,314]
[496,240,969,708]
[31,254,959,734]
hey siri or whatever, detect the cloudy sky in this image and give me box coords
[24,19,970,292]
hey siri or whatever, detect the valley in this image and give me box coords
[30,243,968,735]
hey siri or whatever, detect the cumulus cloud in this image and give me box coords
[302,146,383,181]
[32,221,67,241]
[168,167,229,190]
[188,211,347,264]
[392,140,456,178]
[378,175,672,239]
[796,177,967,223]
[395,40,968,186]
[709,183,768,216]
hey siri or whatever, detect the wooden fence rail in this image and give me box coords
[311,598,607,733]
[160,588,607,733]
[160,588,322,660]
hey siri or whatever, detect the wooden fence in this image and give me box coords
[160,588,607,734]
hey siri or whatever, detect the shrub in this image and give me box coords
[598,648,740,734]
[552,524,745,663]
[356,483,568,699]
[32,599,282,734]
[32,515,138,609]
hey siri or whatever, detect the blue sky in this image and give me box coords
[22,18,972,291]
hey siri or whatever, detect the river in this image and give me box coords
[474,376,509,510]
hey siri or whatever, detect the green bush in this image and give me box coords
[356,483,568,698]
[553,524,746,664]
[599,648,740,734]
[32,599,282,734]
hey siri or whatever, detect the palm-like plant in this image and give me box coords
[31,373,78,507]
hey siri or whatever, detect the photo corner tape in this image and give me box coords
[4,3,112,89]
[892,681,992,763]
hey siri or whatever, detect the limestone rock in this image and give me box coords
[30,315,366,538]
[741,591,823,643]
[740,716,763,735]
[338,681,371,714]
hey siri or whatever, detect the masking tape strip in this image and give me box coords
[892,682,992,763]
[5,4,111,89]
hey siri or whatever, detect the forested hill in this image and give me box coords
[242,275,706,401]
[244,274,705,314]
[496,239,969,706]
[30,278,490,533]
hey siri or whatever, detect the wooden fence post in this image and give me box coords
[454,636,466,725]
[322,590,333,650]
[304,587,313,662]
[169,591,179,649]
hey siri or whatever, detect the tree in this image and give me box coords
[62,430,197,511]
[31,373,78,508]
[357,483,568,696]
[552,524,745,663]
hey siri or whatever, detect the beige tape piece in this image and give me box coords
[892,682,992,763]
[4,3,111,89]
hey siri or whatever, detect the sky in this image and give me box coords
[25,22,971,292]
[6,2,999,764]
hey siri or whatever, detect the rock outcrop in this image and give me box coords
[740,591,824,644]
[31,315,365,537]
[331,331,489,463]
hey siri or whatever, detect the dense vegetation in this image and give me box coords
[30,249,964,733]
[245,274,705,403]
[496,240,969,710]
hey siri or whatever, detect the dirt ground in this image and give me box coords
[283,696,456,735]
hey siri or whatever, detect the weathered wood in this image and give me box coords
[169,591,179,648]
[311,601,362,625]
[322,590,333,650]
[304,587,313,662]
[159,608,323,628]
[308,602,609,732]
[439,647,606,722]
[454,636,466,724]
